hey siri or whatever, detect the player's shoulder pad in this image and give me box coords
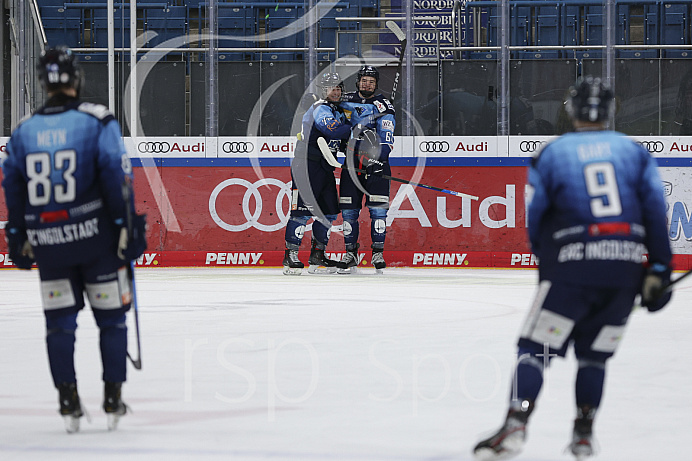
[530,142,552,168]
[12,113,33,132]
[341,92,357,102]
[77,102,116,124]
[372,94,395,115]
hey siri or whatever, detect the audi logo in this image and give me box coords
[637,141,665,153]
[519,141,546,153]
[222,142,254,154]
[419,141,450,153]
[209,178,291,232]
[138,142,170,154]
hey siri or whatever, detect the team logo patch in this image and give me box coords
[374,100,386,113]
[374,219,386,234]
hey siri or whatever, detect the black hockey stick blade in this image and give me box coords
[317,137,478,200]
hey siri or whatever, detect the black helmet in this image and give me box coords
[37,46,83,95]
[319,72,343,100]
[565,75,614,123]
[347,127,380,160]
[356,65,379,96]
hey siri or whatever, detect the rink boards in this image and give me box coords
[2,136,692,269]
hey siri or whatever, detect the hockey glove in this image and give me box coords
[116,214,148,261]
[641,263,672,312]
[361,155,387,176]
[6,227,35,270]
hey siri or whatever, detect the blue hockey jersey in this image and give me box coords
[340,92,395,161]
[2,97,133,267]
[298,99,351,162]
[528,130,672,287]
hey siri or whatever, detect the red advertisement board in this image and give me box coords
[2,165,689,269]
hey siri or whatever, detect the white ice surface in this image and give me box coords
[1,267,690,461]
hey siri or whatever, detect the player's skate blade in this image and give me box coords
[62,414,81,433]
[104,382,128,431]
[473,437,524,461]
[337,266,358,274]
[282,249,304,275]
[107,412,125,431]
[372,251,386,275]
[338,245,359,274]
[283,266,302,275]
[307,264,339,274]
[307,247,346,274]
[58,382,83,434]
[473,414,527,460]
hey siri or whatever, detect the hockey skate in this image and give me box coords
[473,401,533,461]
[282,249,304,275]
[58,382,84,433]
[372,250,386,274]
[568,406,596,460]
[337,244,360,274]
[307,240,347,274]
[103,382,128,431]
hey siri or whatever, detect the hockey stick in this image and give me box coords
[122,180,142,371]
[127,261,142,370]
[385,21,407,105]
[318,137,478,200]
[663,268,692,293]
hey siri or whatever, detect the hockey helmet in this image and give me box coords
[565,75,614,123]
[319,72,344,101]
[348,127,380,160]
[37,46,83,95]
[356,65,379,96]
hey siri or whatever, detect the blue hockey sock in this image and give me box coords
[342,208,360,248]
[284,215,310,249]
[312,214,338,247]
[510,348,548,403]
[575,359,606,408]
[95,312,128,383]
[369,207,387,249]
[45,312,78,386]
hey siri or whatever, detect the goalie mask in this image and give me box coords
[37,46,84,96]
[319,72,344,102]
[565,75,614,123]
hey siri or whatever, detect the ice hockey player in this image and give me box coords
[283,72,351,275]
[338,65,396,274]
[1,46,146,433]
[472,76,673,460]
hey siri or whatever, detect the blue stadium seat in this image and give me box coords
[41,6,83,48]
[662,4,691,58]
[145,6,187,48]
[264,4,304,60]
[533,5,560,58]
[92,6,132,49]
[217,4,255,61]
[317,2,359,59]
[561,3,581,52]
[37,0,67,6]
[581,5,628,58]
